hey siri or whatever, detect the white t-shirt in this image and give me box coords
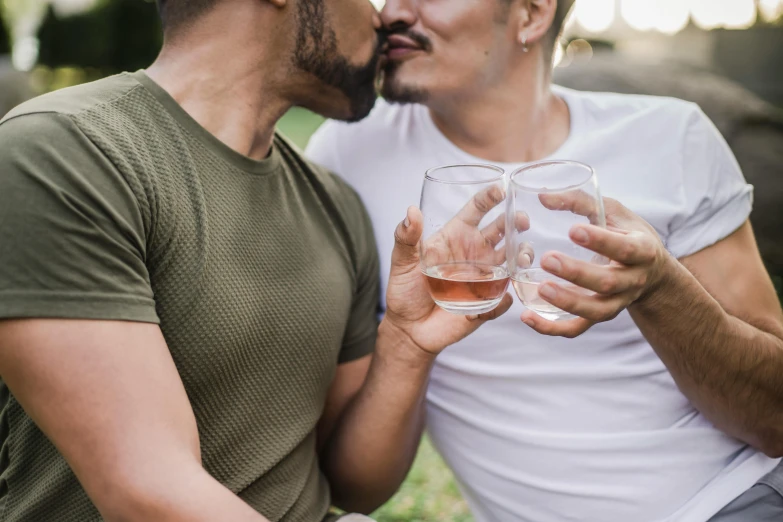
[305,87,779,522]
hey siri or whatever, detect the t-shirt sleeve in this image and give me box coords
[0,112,159,323]
[665,106,754,259]
[304,120,344,174]
[337,188,381,364]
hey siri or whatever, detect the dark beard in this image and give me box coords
[378,28,431,105]
[380,61,429,105]
[293,0,382,121]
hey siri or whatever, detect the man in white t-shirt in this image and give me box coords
[306,1,783,521]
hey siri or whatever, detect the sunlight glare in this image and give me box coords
[691,0,757,30]
[574,0,616,33]
[653,0,690,34]
[759,0,783,22]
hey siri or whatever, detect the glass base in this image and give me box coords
[523,303,576,321]
[527,307,577,322]
[434,297,504,316]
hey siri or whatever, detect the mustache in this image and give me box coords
[381,27,433,53]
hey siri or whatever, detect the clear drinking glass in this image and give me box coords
[507,160,606,321]
[420,164,510,315]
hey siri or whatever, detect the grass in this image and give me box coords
[279,109,473,522]
[371,436,473,522]
[277,107,326,150]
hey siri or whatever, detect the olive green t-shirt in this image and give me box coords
[0,72,380,522]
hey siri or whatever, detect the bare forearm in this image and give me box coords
[322,320,434,513]
[629,257,783,456]
[102,462,270,522]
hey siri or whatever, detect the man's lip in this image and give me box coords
[385,47,423,61]
[386,34,423,51]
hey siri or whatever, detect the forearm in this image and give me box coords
[322,320,434,513]
[101,460,270,522]
[629,256,783,456]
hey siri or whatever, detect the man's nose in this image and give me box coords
[380,0,417,30]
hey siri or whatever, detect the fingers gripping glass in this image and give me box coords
[507,160,607,321]
[420,165,510,315]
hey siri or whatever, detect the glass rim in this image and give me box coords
[424,163,506,185]
[509,160,596,193]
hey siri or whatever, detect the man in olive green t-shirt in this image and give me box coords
[0,1,513,521]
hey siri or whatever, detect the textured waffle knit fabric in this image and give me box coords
[0,71,380,522]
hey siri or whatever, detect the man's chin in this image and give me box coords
[344,92,379,123]
[380,79,429,105]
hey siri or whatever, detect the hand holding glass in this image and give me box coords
[419,165,511,315]
[507,160,607,321]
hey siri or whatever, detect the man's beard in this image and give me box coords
[379,29,431,105]
[380,62,429,105]
[293,0,383,121]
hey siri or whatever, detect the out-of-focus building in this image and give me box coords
[559,0,783,106]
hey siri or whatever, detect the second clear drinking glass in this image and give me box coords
[507,160,606,321]
[420,164,510,315]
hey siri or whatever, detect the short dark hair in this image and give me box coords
[549,0,576,47]
[155,0,216,30]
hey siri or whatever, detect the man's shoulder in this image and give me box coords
[1,73,141,125]
[559,86,703,131]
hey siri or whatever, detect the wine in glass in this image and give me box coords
[507,160,606,321]
[420,164,510,315]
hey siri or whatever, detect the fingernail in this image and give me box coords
[522,253,532,267]
[539,285,557,300]
[403,216,410,228]
[572,227,588,244]
[522,317,535,327]
[466,314,479,321]
[542,256,561,274]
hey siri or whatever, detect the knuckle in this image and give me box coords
[599,275,617,294]
[586,307,608,322]
[394,229,406,246]
[620,243,637,261]
[644,243,658,263]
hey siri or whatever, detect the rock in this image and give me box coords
[0,57,33,118]
[555,53,783,274]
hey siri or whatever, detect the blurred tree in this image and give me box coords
[37,0,162,73]
[0,7,10,55]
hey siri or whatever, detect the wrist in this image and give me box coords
[376,319,437,371]
[632,250,681,311]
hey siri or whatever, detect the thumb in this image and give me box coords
[391,206,423,276]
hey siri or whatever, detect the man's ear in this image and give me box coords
[514,0,557,48]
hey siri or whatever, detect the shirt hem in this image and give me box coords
[0,291,160,324]
[338,331,377,364]
[666,188,753,259]
[665,454,780,522]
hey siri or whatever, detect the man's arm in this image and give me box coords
[521,205,783,457]
[0,318,270,522]
[317,205,513,514]
[630,222,783,456]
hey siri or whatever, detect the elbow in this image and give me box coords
[331,487,394,516]
[756,427,783,459]
[760,442,783,460]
